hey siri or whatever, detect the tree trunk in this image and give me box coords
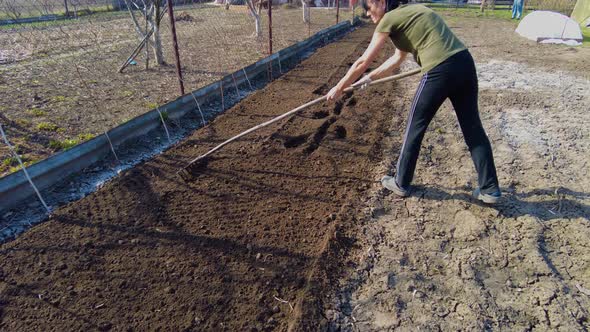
[152,22,164,64]
[246,0,263,38]
[152,1,164,65]
[480,0,485,12]
[302,0,310,22]
[254,14,262,37]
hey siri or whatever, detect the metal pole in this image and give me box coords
[267,0,273,82]
[336,0,339,23]
[308,6,311,37]
[268,0,273,55]
[167,0,185,95]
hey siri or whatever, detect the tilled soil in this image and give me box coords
[0,26,398,331]
[2,11,590,332]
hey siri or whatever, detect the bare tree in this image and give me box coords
[1,0,23,20]
[69,0,81,17]
[34,0,55,15]
[124,0,165,66]
[64,0,70,17]
[245,0,263,38]
[152,0,164,65]
[301,0,310,22]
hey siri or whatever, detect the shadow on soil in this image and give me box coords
[413,185,590,222]
[0,166,314,329]
[0,281,102,329]
[407,184,589,290]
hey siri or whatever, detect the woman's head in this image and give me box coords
[360,0,400,23]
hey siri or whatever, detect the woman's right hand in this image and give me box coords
[326,86,343,102]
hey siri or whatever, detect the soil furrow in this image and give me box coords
[0,25,398,331]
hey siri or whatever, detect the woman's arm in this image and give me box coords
[327,31,390,101]
[365,48,407,80]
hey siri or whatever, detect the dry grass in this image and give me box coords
[526,0,577,15]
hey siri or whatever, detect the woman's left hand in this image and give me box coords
[326,86,343,102]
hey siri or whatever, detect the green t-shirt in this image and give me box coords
[375,4,466,73]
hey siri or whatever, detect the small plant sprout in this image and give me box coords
[48,138,79,151]
[36,122,59,132]
[28,108,47,117]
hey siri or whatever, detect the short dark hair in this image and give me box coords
[360,0,405,13]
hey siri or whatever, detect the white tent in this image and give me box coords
[515,11,583,46]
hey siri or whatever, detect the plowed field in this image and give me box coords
[2,9,590,332]
[0,26,395,331]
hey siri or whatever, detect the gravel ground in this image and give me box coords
[328,10,590,331]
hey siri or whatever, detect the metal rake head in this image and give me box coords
[177,157,210,182]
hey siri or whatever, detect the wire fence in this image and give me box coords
[0,0,358,185]
[0,0,227,21]
[0,0,113,21]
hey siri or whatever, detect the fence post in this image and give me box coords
[308,4,311,37]
[268,0,273,55]
[336,0,339,23]
[267,0,273,82]
[167,0,185,95]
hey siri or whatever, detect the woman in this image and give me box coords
[326,0,501,203]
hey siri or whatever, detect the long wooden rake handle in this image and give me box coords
[184,68,422,166]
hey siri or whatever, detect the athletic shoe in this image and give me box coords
[473,188,501,204]
[381,175,410,197]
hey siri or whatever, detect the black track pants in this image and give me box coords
[395,50,500,194]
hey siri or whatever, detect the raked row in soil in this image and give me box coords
[0,26,401,331]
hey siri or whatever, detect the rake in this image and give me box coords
[178,68,421,181]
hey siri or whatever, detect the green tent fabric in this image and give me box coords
[571,0,590,26]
